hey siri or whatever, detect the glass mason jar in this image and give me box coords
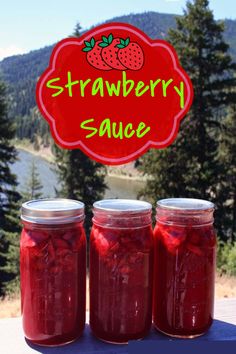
[153,198,216,338]
[20,199,86,346]
[90,199,154,344]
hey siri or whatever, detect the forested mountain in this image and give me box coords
[0,46,52,118]
[0,11,236,134]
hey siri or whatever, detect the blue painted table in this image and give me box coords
[0,298,235,354]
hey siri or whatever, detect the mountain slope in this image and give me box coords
[0,46,53,117]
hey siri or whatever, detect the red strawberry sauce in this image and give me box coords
[20,199,86,346]
[89,199,153,343]
[153,198,216,338]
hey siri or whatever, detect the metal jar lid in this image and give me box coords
[93,199,152,214]
[21,198,85,224]
[157,198,214,211]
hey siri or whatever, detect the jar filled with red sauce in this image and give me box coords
[153,198,216,338]
[90,199,153,344]
[20,199,86,346]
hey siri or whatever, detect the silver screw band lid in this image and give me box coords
[93,199,152,214]
[21,198,85,224]
[157,198,214,211]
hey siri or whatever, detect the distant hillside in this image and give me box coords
[0,11,235,120]
[0,46,53,118]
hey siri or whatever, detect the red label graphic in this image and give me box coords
[36,23,193,165]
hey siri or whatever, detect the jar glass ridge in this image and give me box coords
[156,198,215,226]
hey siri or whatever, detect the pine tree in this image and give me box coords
[0,80,21,295]
[54,146,107,234]
[217,105,236,242]
[139,0,236,241]
[73,23,82,37]
[0,195,22,294]
[22,160,43,201]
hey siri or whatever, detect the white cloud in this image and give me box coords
[0,45,26,61]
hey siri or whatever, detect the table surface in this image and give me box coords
[0,298,236,354]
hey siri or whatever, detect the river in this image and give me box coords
[11,150,144,199]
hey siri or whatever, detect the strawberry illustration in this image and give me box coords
[117,38,144,71]
[99,34,127,70]
[82,37,112,71]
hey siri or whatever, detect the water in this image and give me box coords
[11,149,144,199]
[105,175,143,199]
[12,150,57,197]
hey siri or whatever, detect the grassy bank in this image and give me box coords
[14,139,54,164]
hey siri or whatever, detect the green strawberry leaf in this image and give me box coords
[90,37,95,47]
[125,37,130,46]
[84,41,91,47]
[120,38,125,46]
[102,36,108,43]
[108,33,113,44]
[99,42,109,47]
[117,44,125,49]
[82,47,92,52]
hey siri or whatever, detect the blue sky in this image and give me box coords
[0,0,236,60]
